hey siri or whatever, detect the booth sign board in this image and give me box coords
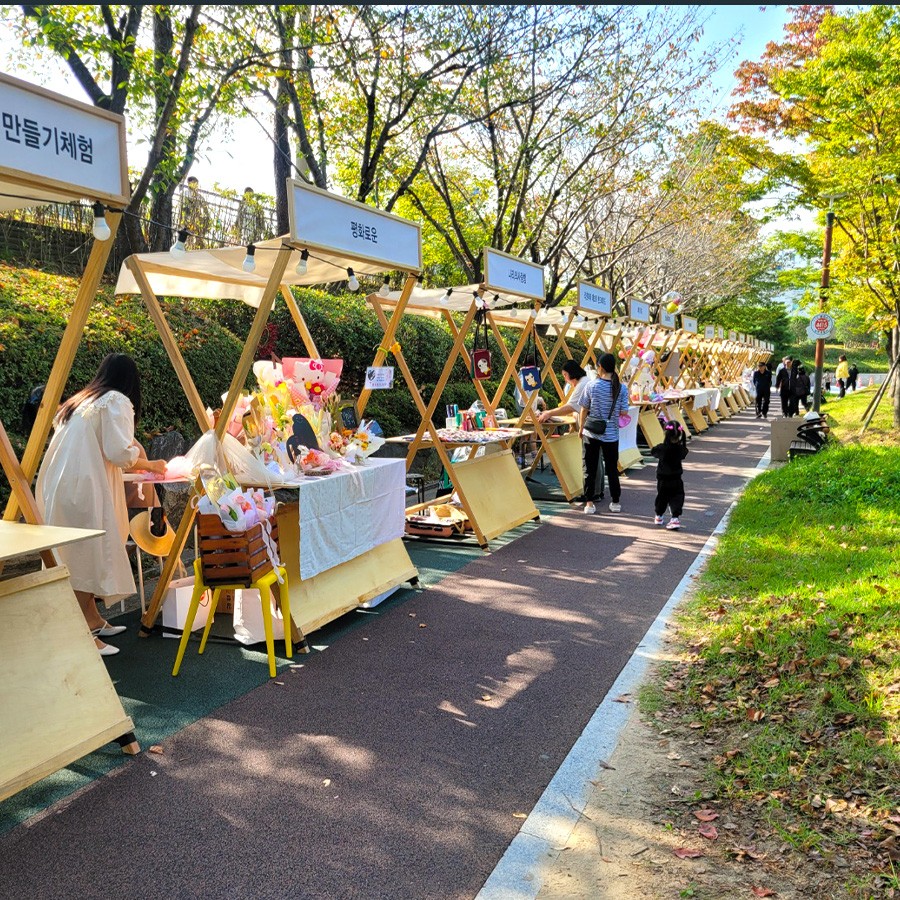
[717,326,725,340]
[483,247,545,301]
[704,325,715,340]
[738,333,746,343]
[660,307,677,329]
[629,299,650,323]
[287,178,422,272]
[577,281,611,316]
[0,72,129,209]
[681,316,698,334]
[729,330,737,342]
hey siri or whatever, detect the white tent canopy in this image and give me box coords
[115,235,401,305]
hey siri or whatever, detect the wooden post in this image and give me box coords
[3,212,122,523]
[280,287,320,358]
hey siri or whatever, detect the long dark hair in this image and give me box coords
[598,352,621,407]
[561,360,586,381]
[57,353,142,425]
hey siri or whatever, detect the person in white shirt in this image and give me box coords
[537,360,594,422]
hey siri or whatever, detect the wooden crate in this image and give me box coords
[196,513,278,588]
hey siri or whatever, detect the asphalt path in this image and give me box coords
[0,411,769,900]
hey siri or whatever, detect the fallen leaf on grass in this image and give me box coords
[693,809,719,822]
[148,745,164,755]
[873,584,888,595]
[733,846,767,861]
[673,848,704,859]
[698,824,719,840]
[746,709,766,722]
[751,888,776,897]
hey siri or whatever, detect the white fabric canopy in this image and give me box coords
[114,234,402,306]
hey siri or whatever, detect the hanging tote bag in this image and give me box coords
[471,307,492,380]
[518,323,542,393]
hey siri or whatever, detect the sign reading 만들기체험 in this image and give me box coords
[629,300,650,323]
[483,248,545,301]
[577,281,611,316]
[288,178,422,272]
[0,73,129,207]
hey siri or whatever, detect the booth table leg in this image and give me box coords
[115,731,141,756]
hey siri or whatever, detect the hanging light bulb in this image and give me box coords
[242,244,257,272]
[378,277,391,297]
[169,229,188,259]
[347,267,360,291]
[295,248,309,275]
[574,314,585,325]
[509,306,519,318]
[529,308,538,319]
[440,287,453,305]
[91,202,111,241]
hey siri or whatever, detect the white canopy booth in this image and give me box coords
[116,178,422,640]
[0,73,138,800]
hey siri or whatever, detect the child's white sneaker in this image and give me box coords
[666,517,681,530]
[654,515,664,525]
[584,502,597,515]
[609,502,622,513]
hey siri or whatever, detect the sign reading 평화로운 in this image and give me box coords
[660,307,677,328]
[0,73,129,208]
[288,178,422,272]
[577,281,611,316]
[483,247,545,301]
[629,300,650,323]
[681,316,698,334]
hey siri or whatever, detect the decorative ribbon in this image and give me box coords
[377,341,402,356]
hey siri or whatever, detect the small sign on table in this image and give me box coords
[365,366,394,390]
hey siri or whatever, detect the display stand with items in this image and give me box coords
[361,247,543,548]
[114,177,422,642]
[0,76,140,800]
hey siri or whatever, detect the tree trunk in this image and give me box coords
[274,80,292,236]
[891,324,900,428]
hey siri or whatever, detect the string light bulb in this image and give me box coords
[378,277,391,297]
[169,229,188,259]
[295,248,309,275]
[242,244,256,272]
[91,202,111,241]
[509,306,519,318]
[440,288,453,305]
[529,308,538,319]
[347,267,359,291]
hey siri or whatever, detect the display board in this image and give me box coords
[483,247,545,301]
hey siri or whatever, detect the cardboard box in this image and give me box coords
[162,576,213,638]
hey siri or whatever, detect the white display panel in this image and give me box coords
[0,73,128,206]
[577,281,611,316]
[629,300,650,323]
[704,325,715,339]
[681,316,698,334]
[288,178,422,271]
[483,247,545,301]
[729,330,737,342]
[717,326,725,340]
[660,308,677,328]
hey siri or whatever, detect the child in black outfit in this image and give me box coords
[651,419,689,530]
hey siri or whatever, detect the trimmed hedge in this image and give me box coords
[0,265,539,502]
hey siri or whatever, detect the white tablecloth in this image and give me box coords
[618,406,640,456]
[682,388,712,409]
[279,458,406,579]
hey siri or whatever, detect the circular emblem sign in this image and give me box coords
[808,313,835,340]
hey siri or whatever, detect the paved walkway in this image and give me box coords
[0,411,769,899]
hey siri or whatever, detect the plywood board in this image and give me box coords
[451,450,540,543]
[276,507,418,635]
[639,410,666,450]
[543,432,584,501]
[0,521,103,563]
[0,568,134,802]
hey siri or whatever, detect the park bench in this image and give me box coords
[788,415,831,461]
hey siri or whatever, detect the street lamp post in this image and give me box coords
[813,206,836,413]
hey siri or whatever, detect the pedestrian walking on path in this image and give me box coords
[775,356,792,416]
[752,360,772,418]
[836,354,850,398]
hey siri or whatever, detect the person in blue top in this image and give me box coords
[577,352,630,515]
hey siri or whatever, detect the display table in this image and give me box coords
[617,405,643,470]
[0,522,137,802]
[269,458,418,634]
[388,429,540,548]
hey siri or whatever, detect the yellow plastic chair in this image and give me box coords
[172,557,292,678]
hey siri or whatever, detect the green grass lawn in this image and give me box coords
[655,389,900,893]
[788,342,891,374]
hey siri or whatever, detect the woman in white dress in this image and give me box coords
[37,354,166,656]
